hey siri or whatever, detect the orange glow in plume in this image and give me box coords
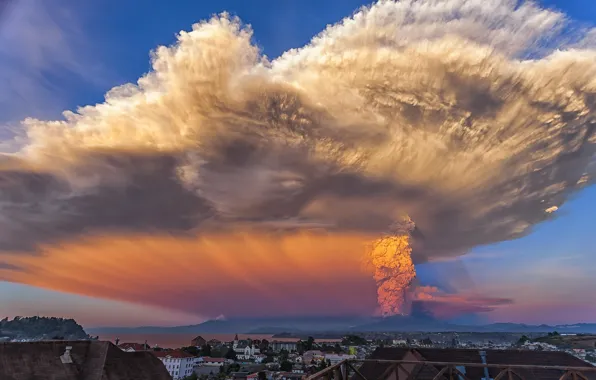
[368,235,415,316]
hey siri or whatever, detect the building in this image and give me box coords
[234,335,261,360]
[331,347,596,380]
[153,350,197,380]
[270,340,298,352]
[117,342,150,352]
[323,353,356,365]
[191,336,207,347]
[0,340,171,380]
[201,356,226,366]
[303,350,324,365]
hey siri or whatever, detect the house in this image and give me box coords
[254,354,267,363]
[153,350,197,380]
[201,356,226,366]
[323,353,355,365]
[231,371,251,380]
[118,342,150,352]
[303,350,324,364]
[276,372,304,380]
[353,347,596,380]
[208,339,223,346]
[0,340,171,380]
[191,336,207,347]
[194,365,219,377]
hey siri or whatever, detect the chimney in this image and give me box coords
[60,346,73,364]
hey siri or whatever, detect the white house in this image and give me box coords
[253,354,267,363]
[154,350,197,380]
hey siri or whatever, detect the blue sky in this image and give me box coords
[0,0,595,327]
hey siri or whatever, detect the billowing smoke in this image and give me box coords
[368,235,416,316]
[1,0,596,316]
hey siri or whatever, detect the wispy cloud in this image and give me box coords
[0,0,107,122]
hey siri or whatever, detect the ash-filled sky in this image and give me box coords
[1,0,595,327]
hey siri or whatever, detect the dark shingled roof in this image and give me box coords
[0,340,171,380]
[355,347,596,380]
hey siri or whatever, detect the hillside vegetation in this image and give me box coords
[0,316,90,341]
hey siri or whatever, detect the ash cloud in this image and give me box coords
[411,286,514,319]
[0,0,595,299]
[0,152,212,251]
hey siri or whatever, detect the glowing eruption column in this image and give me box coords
[369,235,415,316]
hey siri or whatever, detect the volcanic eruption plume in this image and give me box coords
[0,0,596,317]
[368,235,416,316]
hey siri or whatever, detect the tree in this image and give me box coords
[334,343,343,353]
[341,335,367,346]
[225,347,238,360]
[316,359,329,372]
[258,371,267,380]
[226,363,241,374]
[183,374,198,380]
[182,346,200,356]
[280,360,293,372]
[279,349,289,362]
[200,344,212,357]
[263,355,275,364]
[210,346,226,358]
[517,335,530,345]
[259,339,270,352]
[306,337,315,351]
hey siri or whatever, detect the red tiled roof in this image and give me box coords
[153,350,195,359]
[201,357,225,362]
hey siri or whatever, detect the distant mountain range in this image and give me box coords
[87,315,596,335]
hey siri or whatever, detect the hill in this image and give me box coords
[0,316,90,341]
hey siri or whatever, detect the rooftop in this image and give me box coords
[0,340,171,380]
[201,357,225,362]
[307,347,596,380]
[117,342,149,351]
[152,350,195,359]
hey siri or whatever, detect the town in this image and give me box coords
[112,332,596,380]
